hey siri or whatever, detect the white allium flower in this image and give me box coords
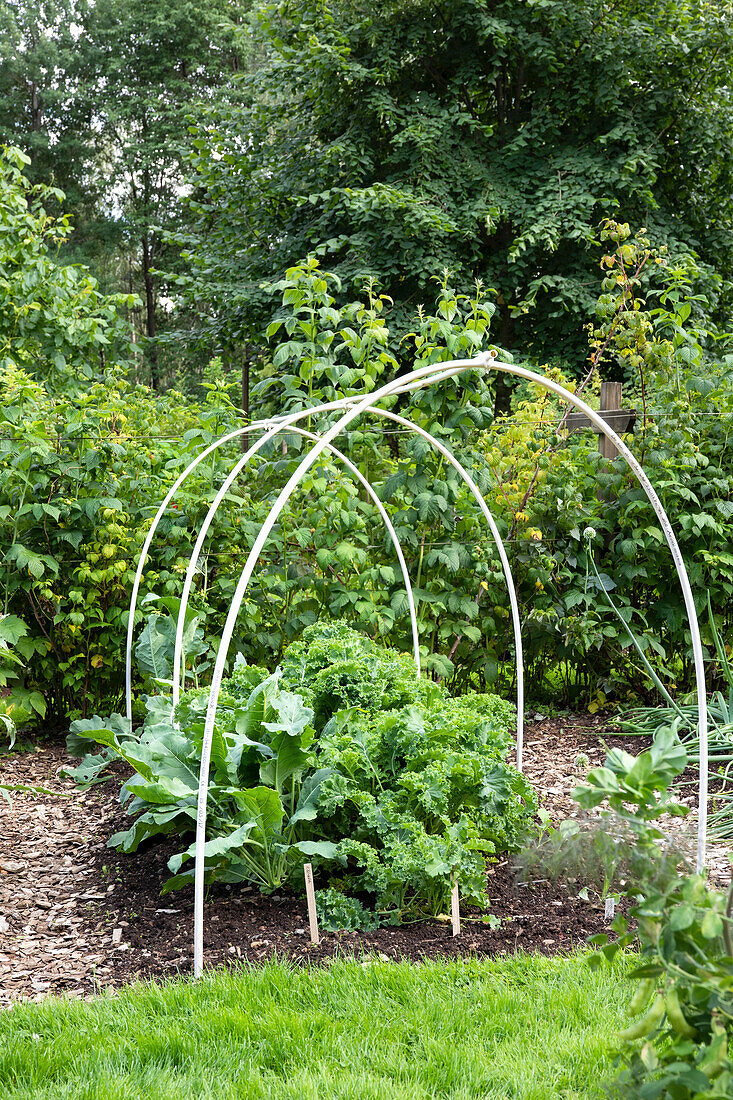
[583,526,597,541]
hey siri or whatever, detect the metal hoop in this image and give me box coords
[190,356,707,974]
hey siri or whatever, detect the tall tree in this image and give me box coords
[72,0,247,388]
[174,0,733,373]
[0,0,93,209]
[0,0,251,387]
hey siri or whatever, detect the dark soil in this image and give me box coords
[0,713,719,1005]
[92,831,614,983]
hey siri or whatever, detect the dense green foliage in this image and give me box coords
[0,956,630,1099]
[3,139,733,726]
[0,0,250,386]
[3,16,733,1086]
[608,873,733,1099]
[525,731,733,1097]
[0,146,134,382]
[175,0,733,369]
[618,606,733,843]
[5,1,733,388]
[592,747,733,1100]
[66,621,534,920]
[0,612,40,730]
[0,1,91,214]
[0,351,250,724]
[216,236,733,703]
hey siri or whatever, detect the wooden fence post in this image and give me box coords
[598,382,623,461]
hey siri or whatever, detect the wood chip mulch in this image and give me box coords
[0,714,728,1006]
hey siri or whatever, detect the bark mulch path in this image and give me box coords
[0,714,724,1006]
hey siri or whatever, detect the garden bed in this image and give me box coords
[0,714,719,1005]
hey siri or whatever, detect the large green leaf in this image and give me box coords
[263,689,314,740]
[228,722,271,787]
[235,671,282,744]
[172,693,233,784]
[293,840,340,860]
[109,806,195,853]
[61,752,116,788]
[67,712,132,756]
[167,820,258,875]
[150,596,209,679]
[289,768,333,825]
[124,773,197,805]
[225,786,284,842]
[135,613,175,682]
[232,706,272,756]
[259,687,314,792]
[160,871,196,894]
[259,730,310,794]
[0,614,28,647]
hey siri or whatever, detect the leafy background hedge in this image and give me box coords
[2,147,733,728]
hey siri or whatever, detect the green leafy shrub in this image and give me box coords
[606,874,733,1099]
[280,622,534,915]
[0,613,45,735]
[8,127,731,724]
[66,621,534,919]
[311,700,532,916]
[0,148,248,722]
[519,727,692,898]
[0,356,247,722]
[528,730,733,1097]
[241,243,733,707]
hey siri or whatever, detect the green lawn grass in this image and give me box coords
[0,953,628,1100]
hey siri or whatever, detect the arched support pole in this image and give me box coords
[127,352,703,976]
[126,360,519,724]
[485,357,707,873]
[171,421,421,706]
[190,355,707,974]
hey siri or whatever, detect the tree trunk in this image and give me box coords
[29,81,42,130]
[493,293,514,415]
[141,234,159,389]
[241,349,250,453]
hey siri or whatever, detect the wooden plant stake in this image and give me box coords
[304,862,320,945]
[451,877,461,938]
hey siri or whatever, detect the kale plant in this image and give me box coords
[315,888,385,932]
[66,621,535,919]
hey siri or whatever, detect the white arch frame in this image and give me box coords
[183,354,706,974]
[125,361,519,725]
[121,352,706,976]
[170,421,422,705]
[169,410,524,742]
